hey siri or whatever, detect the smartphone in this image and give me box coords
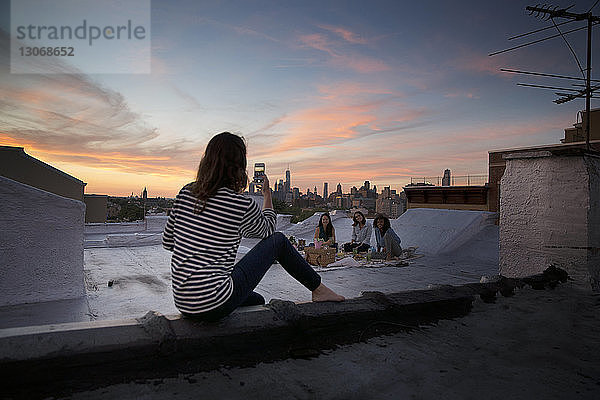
[253,163,265,186]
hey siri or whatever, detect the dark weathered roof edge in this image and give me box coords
[0,146,86,186]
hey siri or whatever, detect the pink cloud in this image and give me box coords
[298,33,339,57]
[0,49,203,180]
[318,24,368,44]
[249,83,426,162]
[297,32,390,73]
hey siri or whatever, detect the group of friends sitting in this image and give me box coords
[313,211,403,261]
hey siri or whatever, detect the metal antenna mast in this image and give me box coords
[526,5,599,149]
[490,4,600,150]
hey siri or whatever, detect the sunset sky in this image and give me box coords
[1,0,598,197]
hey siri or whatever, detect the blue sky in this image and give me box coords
[1,0,598,196]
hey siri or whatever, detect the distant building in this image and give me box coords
[381,186,391,198]
[336,183,342,194]
[84,194,108,223]
[323,182,328,200]
[285,168,291,194]
[334,194,351,209]
[376,186,405,218]
[274,179,285,201]
[442,169,451,186]
[360,197,376,211]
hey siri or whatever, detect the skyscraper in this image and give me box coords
[285,168,291,194]
[336,183,342,194]
[442,169,451,186]
[276,179,284,200]
[323,182,328,200]
[382,186,391,198]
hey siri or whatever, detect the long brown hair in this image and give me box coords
[191,132,248,212]
[352,211,366,227]
[373,213,391,235]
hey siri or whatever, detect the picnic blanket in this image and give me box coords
[311,247,423,272]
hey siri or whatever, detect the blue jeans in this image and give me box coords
[183,232,321,321]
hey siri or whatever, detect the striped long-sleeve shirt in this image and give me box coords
[162,184,276,314]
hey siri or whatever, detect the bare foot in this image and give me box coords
[312,283,345,302]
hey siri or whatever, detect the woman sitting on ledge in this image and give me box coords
[162,132,344,321]
[373,213,402,261]
[314,212,336,249]
[343,211,372,253]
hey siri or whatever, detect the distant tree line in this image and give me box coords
[106,196,174,222]
[272,198,327,223]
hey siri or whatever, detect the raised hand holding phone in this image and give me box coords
[260,174,270,194]
[261,174,272,210]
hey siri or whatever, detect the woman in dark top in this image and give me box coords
[163,132,343,320]
[373,213,402,260]
[314,212,336,247]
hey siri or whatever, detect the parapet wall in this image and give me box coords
[84,215,167,234]
[0,176,85,306]
[499,150,600,290]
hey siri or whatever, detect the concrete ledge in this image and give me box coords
[0,270,569,399]
[503,150,552,160]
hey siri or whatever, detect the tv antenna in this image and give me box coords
[490,2,600,150]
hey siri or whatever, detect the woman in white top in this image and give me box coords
[342,211,372,253]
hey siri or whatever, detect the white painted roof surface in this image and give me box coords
[0,208,498,327]
[81,208,498,321]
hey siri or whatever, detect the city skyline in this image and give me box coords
[1,0,598,197]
